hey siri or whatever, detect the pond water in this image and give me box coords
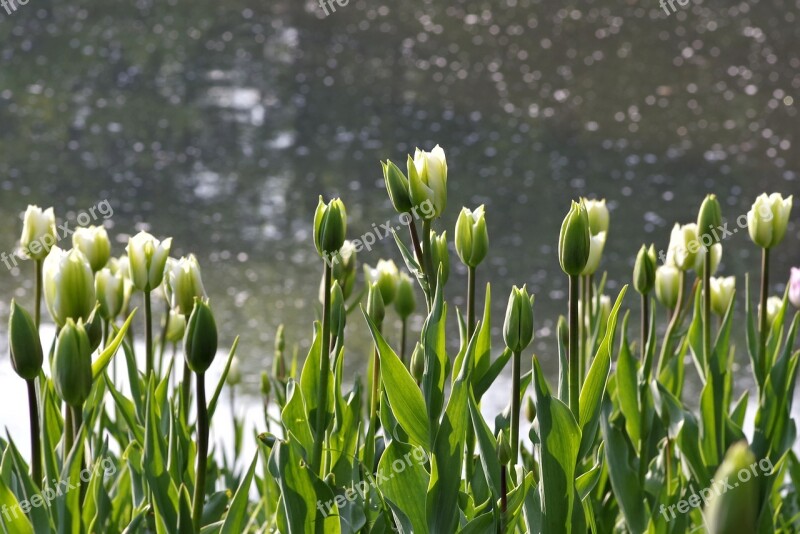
[0,0,798,433]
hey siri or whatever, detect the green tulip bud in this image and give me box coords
[558,200,591,276]
[693,243,722,276]
[43,247,96,327]
[408,145,448,219]
[747,193,793,249]
[503,285,535,353]
[394,272,416,319]
[330,281,346,335]
[411,342,424,381]
[226,357,241,386]
[275,324,286,353]
[696,194,723,248]
[364,259,399,306]
[582,198,610,236]
[655,265,681,310]
[525,396,536,423]
[633,245,657,295]
[704,442,759,534]
[165,254,207,316]
[184,299,218,374]
[72,225,111,272]
[52,319,93,407]
[382,160,413,213]
[313,197,347,257]
[497,430,512,465]
[95,268,124,321]
[332,240,357,300]
[8,300,43,380]
[165,311,186,343]
[126,231,172,292]
[710,276,735,317]
[429,230,450,285]
[260,371,271,397]
[366,282,385,326]
[581,231,606,276]
[20,205,57,261]
[455,205,489,268]
[84,309,103,352]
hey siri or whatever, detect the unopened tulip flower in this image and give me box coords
[710,276,736,316]
[395,272,416,320]
[704,442,759,534]
[8,300,43,380]
[582,198,609,235]
[408,145,447,219]
[693,243,722,276]
[20,205,57,260]
[126,232,172,292]
[313,197,347,257]
[366,282,385,326]
[747,193,793,249]
[72,226,111,272]
[790,268,800,309]
[633,245,657,295]
[382,160,412,214]
[332,240,357,299]
[166,255,207,316]
[226,357,242,387]
[364,259,399,306]
[760,296,783,327]
[503,285,535,354]
[581,231,606,276]
[496,430,512,465]
[165,311,186,343]
[455,205,489,268]
[697,194,723,247]
[430,230,450,285]
[558,200,591,277]
[667,223,699,272]
[95,268,124,321]
[411,342,424,382]
[43,247,96,327]
[330,282,346,335]
[184,299,218,374]
[52,319,93,408]
[655,265,681,310]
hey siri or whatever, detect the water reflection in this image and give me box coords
[0,0,797,406]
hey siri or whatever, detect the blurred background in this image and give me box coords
[0,0,797,416]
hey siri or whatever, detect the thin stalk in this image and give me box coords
[26,379,41,488]
[63,404,74,462]
[192,372,209,533]
[311,262,332,474]
[587,273,594,356]
[467,266,476,340]
[182,359,192,422]
[758,248,770,381]
[34,259,43,330]
[500,466,508,532]
[422,220,436,299]
[511,349,522,463]
[400,318,408,367]
[72,403,86,503]
[641,293,650,360]
[656,272,685,376]
[702,249,722,458]
[408,218,425,272]
[144,290,153,376]
[158,302,171,374]
[580,275,588,382]
[568,275,580,417]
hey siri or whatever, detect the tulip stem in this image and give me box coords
[158,303,171,374]
[63,404,73,462]
[182,359,192,423]
[192,372,209,533]
[311,262,332,475]
[467,266,476,340]
[568,274,580,417]
[657,272,685,376]
[511,349,522,464]
[580,275,588,382]
[26,379,41,488]
[408,219,425,277]
[500,466,508,529]
[641,293,650,360]
[34,259,43,330]
[422,220,436,300]
[144,290,154,377]
[758,248,770,381]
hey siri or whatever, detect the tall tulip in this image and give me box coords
[72,225,111,272]
[455,205,489,338]
[20,205,57,329]
[43,247,96,327]
[503,285,534,464]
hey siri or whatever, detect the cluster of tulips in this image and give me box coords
[2,144,799,533]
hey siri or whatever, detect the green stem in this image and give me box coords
[758,248,770,381]
[500,466,508,532]
[511,349,522,463]
[467,266,476,340]
[182,359,192,423]
[641,293,650,360]
[568,275,580,417]
[192,372,209,533]
[311,262,332,475]
[580,275,588,382]
[408,218,425,274]
[63,404,73,462]
[26,379,41,488]
[158,302,171,375]
[144,290,153,377]
[422,220,436,300]
[703,252,712,370]
[656,272,685,376]
[34,259,43,330]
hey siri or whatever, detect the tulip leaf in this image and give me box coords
[91,309,137,379]
[468,394,502,504]
[0,460,35,534]
[615,314,640,444]
[220,453,258,533]
[377,441,430,534]
[421,268,449,430]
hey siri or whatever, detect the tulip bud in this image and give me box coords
[364,260,399,306]
[165,311,186,343]
[655,265,681,310]
[633,245,656,295]
[411,342,424,381]
[790,268,800,309]
[524,396,536,422]
[582,198,609,235]
[184,299,218,374]
[703,442,759,534]
[394,273,416,320]
[52,319,93,407]
[275,324,286,353]
[165,255,207,316]
[760,296,783,327]
[331,240,357,300]
[260,371,271,397]
[710,276,736,317]
[330,281,346,335]
[226,357,242,386]
[503,285,535,353]
[8,300,43,380]
[382,160,412,214]
[667,223,700,272]
[455,205,489,268]
[313,197,347,257]
[694,243,722,276]
[581,231,607,276]
[20,205,57,261]
[429,230,450,285]
[497,430,512,465]
[696,194,723,248]
[43,247,96,327]
[126,232,172,292]
[72,226,111,272]
[366,282,385,326]
[747,193,793,249]
[95,268,124,321]
[84,310,103,352]
[558,200,591,276]
[407,146,447,220]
